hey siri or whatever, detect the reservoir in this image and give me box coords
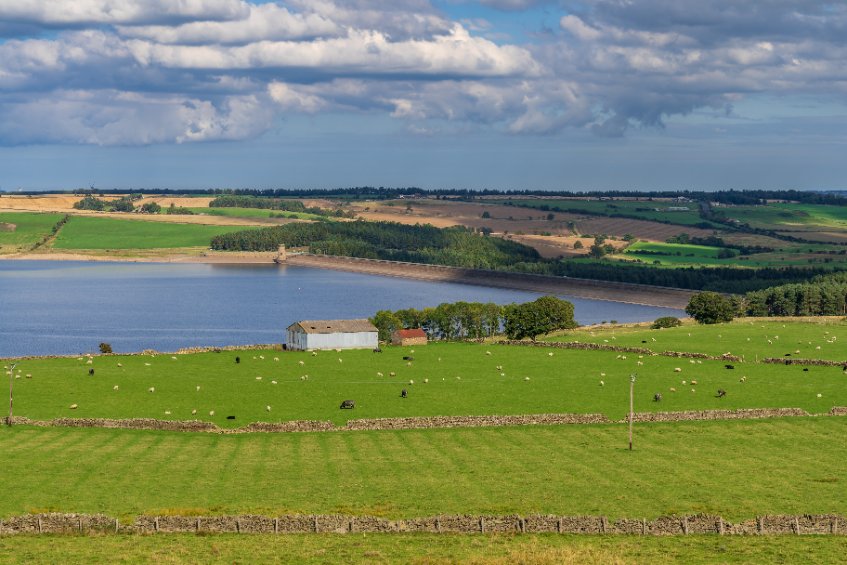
[0,261,683,357]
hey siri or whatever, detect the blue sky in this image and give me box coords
[0,0,845,191]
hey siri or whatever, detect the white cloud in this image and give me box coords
[0,0,249,26]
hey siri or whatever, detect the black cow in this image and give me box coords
[340,399,355,409]
[88,368,95,376]
[724,364,735,370]
[401,389,408,398]
[653,393,662,402]
[716,389,727,398]
[235,356,240,364]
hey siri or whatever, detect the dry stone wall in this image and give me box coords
[624,408,809,423]
[1,513,843,536]
[500,340,742,362]
[762,357,847,367]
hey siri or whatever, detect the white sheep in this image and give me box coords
[485,351,492,355]
[209,410,215,416]
[271,380,278,385]
[674,367,682,372]
[148,387,155,393]
[171,356,178,360]
[524,377,530,381]
[113,385,119,391]
[117,363,123,367]
[196,385,201,391]
[69,404,78,409]
[256,376,262,380]
[144,363,151,367]
[409,379,414,385]
[548,352,554,357]
[423,378,429,383]
[599,380,605,386]
[298,360,305,366]
[191,409,197,415]
[377,372,383,377]
[389,371,396,377]
[266,405,271,411]
[817,393,823,398]
[600,372,606,377]
[274,357,280,362]
[338,358,343,363]
[669,387,676,392]
[259,355,265,360]
[164,410,171,415]
[690,380,698,385]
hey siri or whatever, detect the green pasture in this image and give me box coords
[0,212,64,253]
[50,216,258,250]
[2,533,845,565]
[506,199,711,227]
[725,203,847,230]
[547,319,847,362]
[188,207,324,220]
[6,340,845,427]
[1,418,845,520]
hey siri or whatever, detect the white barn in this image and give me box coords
[286,319,379,351]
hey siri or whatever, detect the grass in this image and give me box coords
[187,207,325,221]
[0,212,64,253]
[1,418,846,520]
[50,216,259,250]
[724,203,847,230]
[2,534,846,565]
[546,318,847,362]
[7,340,846,427]
[505,199,712,227]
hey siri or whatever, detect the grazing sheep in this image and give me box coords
[148,387,155,393]
[338,358,343,363]
[653,393,662,402]
[599,380,605,386]
[423,378,429,383]
[740,376,747,383]
[69,404,78,409]
[669,387,677,392]
[377,372,383,377]
[600,372,606,377]
[312,351,318,356]
[716,389,727,398]
[256,376,262,380]
[86,359,93,365]
[524,377,530,381]
[196,385,201,391]
[88,368,95,375]
[271,380,277,385]
[299,360,305,366]
[817,393,822,398]
[548,352,554,357]
[164,411,171,415]
[113,385,119,390]
[259,355,265,360]
[144,363,151,367]
[191,409,197,415]
[171,356,178,360]
[209,410,215,416]
[690,380,698,385]
[485,351,492,356]
[682,380,687,385]
[274,357,279,362]
[406,362,412,367]
[401,389,407,398]
[340,399,355,409]
[408,379,414,385]
[674,367,682,372]
[389,372,396,377]
[266,405,271,412]
[117,363,123,367]
[691,388,696,393]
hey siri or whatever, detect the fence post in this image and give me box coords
[832,517,839,534]
[682,516,689,535]
[313,515,318,533]
[435,517,441,533]
[793,516,800,535]
[519,517,525,533]
[37,517,42,534]
[479,516,485,533]
[115,518,119,534]
[641,518,647,535]
[756,516,763,534]
[718,517,724,535]
[557,518,562,534]
[274,518,279,534]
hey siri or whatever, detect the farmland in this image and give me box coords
[0,212,64,253]
[503,198,713,228]
[51,216,260,250]
[187,206,325,221]
[8,336,846,427]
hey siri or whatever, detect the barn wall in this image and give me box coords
[303,332,378,350]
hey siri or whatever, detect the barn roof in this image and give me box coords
[288,319,378,334]
[393,328,427,339]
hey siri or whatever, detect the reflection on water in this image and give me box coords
[0,261,683,356]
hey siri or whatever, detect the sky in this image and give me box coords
[0,0,845,191]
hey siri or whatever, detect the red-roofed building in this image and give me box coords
[391,328,428,346]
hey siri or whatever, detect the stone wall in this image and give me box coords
[624,408,809,423]
[762,357,847,367]
[500,340,742,362]
[2,513,843,536]
[344,413,610,430]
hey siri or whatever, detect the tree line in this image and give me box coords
[743,271,847,316]
[208,195,351,217]
[371,296,577,342]
[210,221,540,269]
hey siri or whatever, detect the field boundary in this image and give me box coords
[1,512,844,536]
[284,253,694,309]
[500,339,744,362]
[9,407,844,434]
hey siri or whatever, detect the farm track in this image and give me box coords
[285,253,694,309]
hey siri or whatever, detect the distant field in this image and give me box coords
[506,199,713,228]
[188,207,323,220]
[0,211,64,253]
[724,203,847,230]
[2,531,846,565]
[8,339,845,427]
[51,216,258,250]
[547,319,847,361]
[1,418,846,520]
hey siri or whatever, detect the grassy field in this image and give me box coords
[505,199,711,228]
[0,211,64,253]
[50,216,258,250]
[7,339,846,427]
[187,207,325,221]
[1,418,846,520]
[2,533,846,565]
[724,203,847,230]
[547,318,847,361]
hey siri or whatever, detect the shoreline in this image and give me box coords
[1,251,693,309]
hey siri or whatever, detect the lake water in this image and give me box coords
[0,261,683,357]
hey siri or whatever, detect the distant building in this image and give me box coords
[391,328,428,346]
[286,319,379,351]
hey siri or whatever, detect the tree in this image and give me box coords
[573,240,584,249]
[99,342,113,354]
[651,316,682,329]
[685,291,737,324]
[141,202,161,214]
[112,198,135,213]
[503,296,577,340]
[370,310,402,342]
[481,211,491,219]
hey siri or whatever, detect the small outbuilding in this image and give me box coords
[391,328,428,346]
[286,319,378,351]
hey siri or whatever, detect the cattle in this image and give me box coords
[653,393,662,402]
[403,356,414,361]
[716,389,727,398]
[235,356,240,364]
[401,389,408,398]
[724,364,735,370]
[373,348,382,353]
[88,368,95,376]
[340,399,355,409]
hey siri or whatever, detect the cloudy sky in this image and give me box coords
[0,0,845,190]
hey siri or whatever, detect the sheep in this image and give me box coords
[725,364,735,370]
[485,351,492,355]
[164,410,172,415]
[548,352,554,357]
[691,388,696,393]
[86,359,93,365]
[372,348,382,353]
[377,372,383,377]
[817,393,823,398]
[406,362,412,367]
[690,380,698,385]
[69,404,78,409]
[266,405,271,412]
[113,385,119,391]
[88,368,95,376]
[423,378,429,383]
[274,357,280,362]
[255,376,262,380]
[740,376,747,383]
[403,356,414,361]
[298,360,305,366]
[716,389,727,398]
[209,410,215,416]
[669,387,676,392]
[389,372,396,377]
[144,363,151,367]
[599,380,605,386]
[148,387,155,393]
[338,358,343,363]
[259,355,265,360]
[673,367,682,372]
[524,377,530,381]
[408,379,414,385]
[600,372,606,377]
[117,363,123,367]
[171,356,178,361]
[191,409,197,415]
[271,380,277,385]
[312,351,318,356]
[401,389,407,398]
[653,393,662,402]
[340,400,355,409]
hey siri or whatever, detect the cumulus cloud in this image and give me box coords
[0,0,846,145]
[0,0,249,26]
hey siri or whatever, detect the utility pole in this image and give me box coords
[7,363,17,426]
[629,373,636,451]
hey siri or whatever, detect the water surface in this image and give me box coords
[0,261,682,356]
